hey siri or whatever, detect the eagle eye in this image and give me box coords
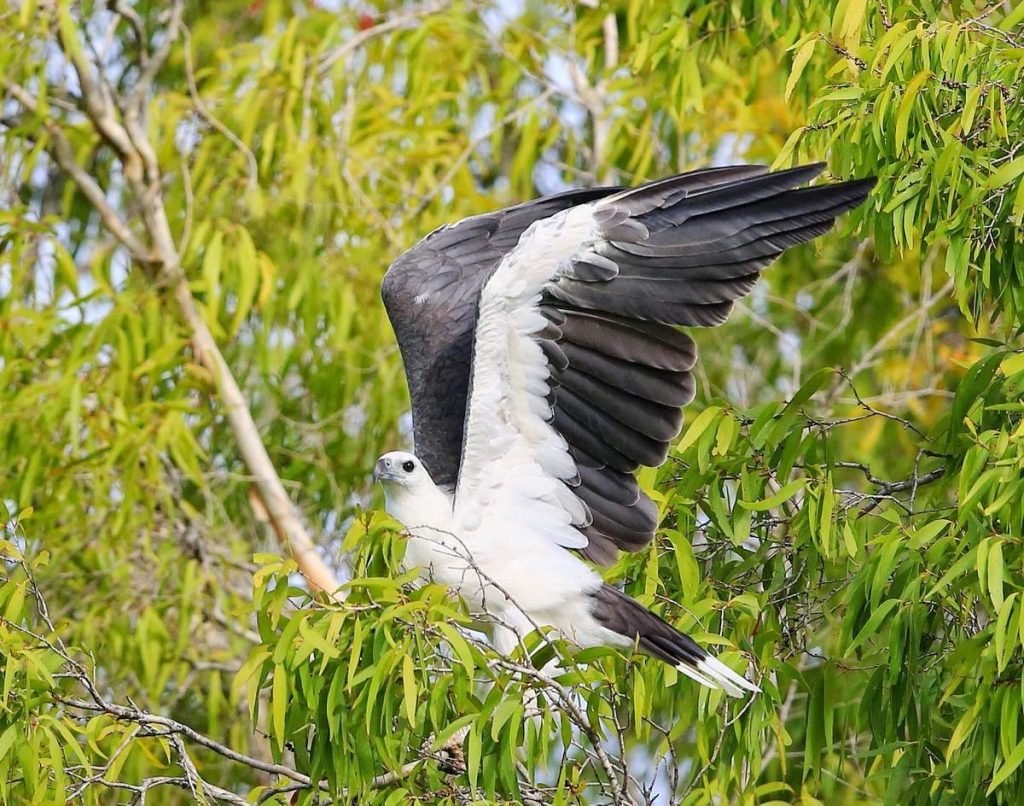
[402,460,415,473]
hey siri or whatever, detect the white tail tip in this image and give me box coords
[677,655,760,698]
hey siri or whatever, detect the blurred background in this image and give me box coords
[1,1,1023,803]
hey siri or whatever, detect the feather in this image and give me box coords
[558,310,697,371]
[576,462,641,507]
[554,386,670,468]
[590,585,759,697]
[557,367,683,442]
[385,164,874,564]
[559,343,697,406]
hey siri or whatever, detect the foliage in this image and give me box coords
[1,0,1023,804]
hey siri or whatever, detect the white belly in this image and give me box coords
[402,528,491,610]
[404,523,602,621]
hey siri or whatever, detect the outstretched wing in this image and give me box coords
[454,165,875,562]
[381,187,619,489]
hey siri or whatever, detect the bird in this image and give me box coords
[374,163,875,697]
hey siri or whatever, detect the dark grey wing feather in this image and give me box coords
[540,164,875,564]
[381,187,619,487]
[557,368,683,441]
[559,342,697,406]
[382,163,875,565]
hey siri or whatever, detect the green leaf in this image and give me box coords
[960,84,983,134]
[786,38,817,101]
[772,127,805,169]
[490,699,522,742]
[271,664,287,752]
[909,519,950,549]
[840,0,867,43]
[201,230,224,318]
[437,623,476,678]
[297,614,341,661]
[988,155,1024,190]
[0,725,18,762]
[847,599,901,653]
[998,2,1024,33]
[230,230,261,334]
[676,406,721,454]
[988,736,1024,795]
[988,540,1006,610]
[926,548,977,599]
[947,699,982,758]
[384,789,411,806]
[347,617,364,689]
[818,480,835,557]
[804,672,824,781]
[994,593,1019,672]
[714,414,735,456]
[740,479,805,512]
[895,70,931,152]
[466,724,482,790]
[402,653,417,725]
[430,714,477,751]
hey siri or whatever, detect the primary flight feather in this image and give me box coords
[376,164,874,696]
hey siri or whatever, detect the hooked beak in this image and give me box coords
[373,457,395,483]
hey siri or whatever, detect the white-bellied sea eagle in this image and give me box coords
[374,164,874,697]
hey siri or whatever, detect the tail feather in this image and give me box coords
[591,584,759,697]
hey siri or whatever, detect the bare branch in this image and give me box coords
[126,0,185,117]
[172,282,342,597]
[833,461,947,495]
[836,368,929,439]
[53,12,142,179]
[60,695,325,788]
[2,79,151,260]
[111,1,150,63]
[28,6,343,598]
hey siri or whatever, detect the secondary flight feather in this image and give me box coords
[375,164,874,696]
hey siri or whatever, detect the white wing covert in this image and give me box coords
[453,206,598,551]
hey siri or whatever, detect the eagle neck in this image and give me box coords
[383,480,454,538]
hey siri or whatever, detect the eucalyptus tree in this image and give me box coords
[1,1,1022,804]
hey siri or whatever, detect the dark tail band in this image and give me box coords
[591,584,759,696]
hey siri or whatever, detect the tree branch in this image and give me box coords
[171,282,341,595]
[16,4,343,598]
[60,696,328,790]
[567,12,618,184]
[2,78,151,260]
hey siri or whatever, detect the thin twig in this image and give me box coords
[181,24,259,193]
[316,0,452,75]
[59,696,326,790]
[126,1,185,116]
[490,657,637,806]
